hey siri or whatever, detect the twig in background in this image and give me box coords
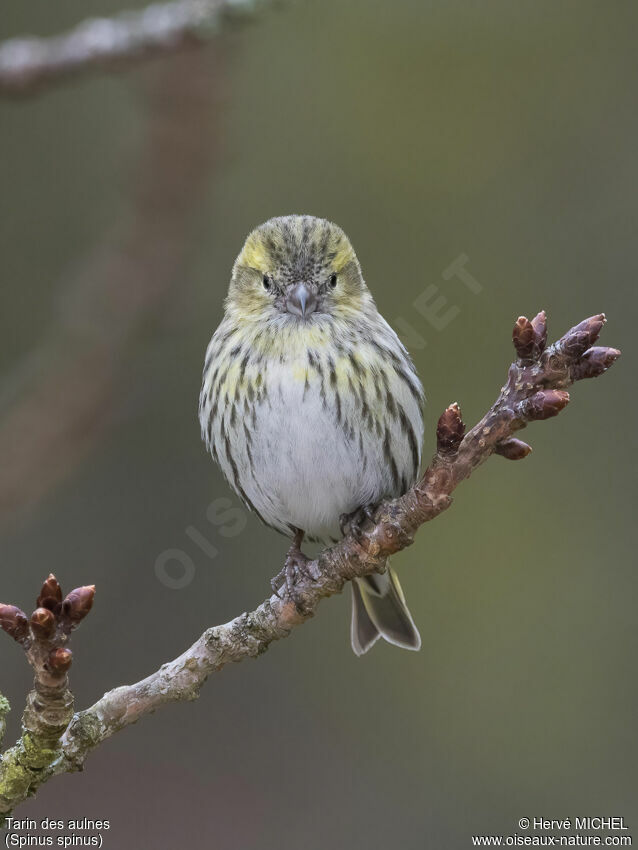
[0,0,267,96]
[0,47,226,531]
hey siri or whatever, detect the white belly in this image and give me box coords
[219,357,422,541]
[248,376,378,540]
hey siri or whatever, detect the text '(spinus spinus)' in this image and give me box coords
[199,215,424,655]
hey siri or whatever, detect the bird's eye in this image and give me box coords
[329,273,337,289]
[262,274,272,291]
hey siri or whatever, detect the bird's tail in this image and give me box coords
[350,562,421,656]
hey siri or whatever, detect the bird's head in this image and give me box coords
[226,215,373,326]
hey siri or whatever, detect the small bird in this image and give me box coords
[199,215,424,655]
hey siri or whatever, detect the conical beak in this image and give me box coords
[286,283,318,318]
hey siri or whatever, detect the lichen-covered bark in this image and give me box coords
[0,695,9,748]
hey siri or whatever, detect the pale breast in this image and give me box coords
[200,318,425,541]
[239,362,388,539]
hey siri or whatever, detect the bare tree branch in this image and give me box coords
[0,0,264,96]
[0,309,620,821]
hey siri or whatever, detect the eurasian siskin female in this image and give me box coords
[199,215,424,655]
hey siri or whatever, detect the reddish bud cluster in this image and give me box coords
[0,574,95,680]
[504,309,620,445]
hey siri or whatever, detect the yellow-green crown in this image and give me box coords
[235,215,358,281]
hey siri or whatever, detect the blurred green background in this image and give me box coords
[1,1,636,847]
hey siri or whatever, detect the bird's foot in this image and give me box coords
[339,503,378,540]
[270,530,312,608]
